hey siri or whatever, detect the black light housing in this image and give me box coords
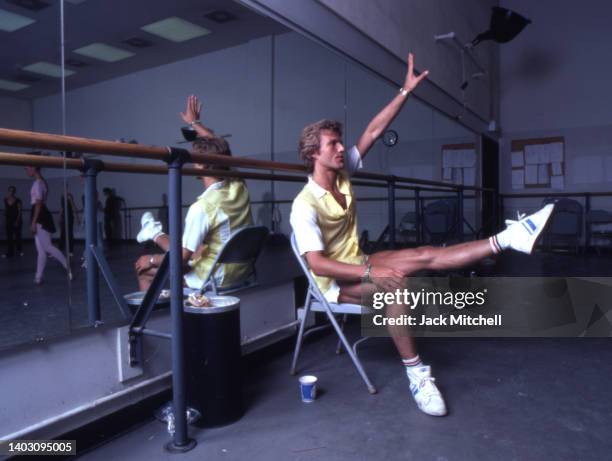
[181,127,198,142]
[472,7,531,47]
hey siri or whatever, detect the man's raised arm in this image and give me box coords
[356,53,429,159]
[180,94,216,139]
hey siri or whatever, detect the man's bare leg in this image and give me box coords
[370,239,493,275]
[339,282,417,360]
[339,280,446,415]
[137,267,156,291]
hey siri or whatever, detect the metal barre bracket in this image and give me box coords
[165,147,191,166]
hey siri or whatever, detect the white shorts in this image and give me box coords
[183,271,204,289]
[322,280,341,304]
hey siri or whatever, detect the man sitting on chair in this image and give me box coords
[290,54,554,416]
[135,96,253,291]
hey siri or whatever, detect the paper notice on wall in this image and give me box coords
[463,167,476,186]
[442,150,452,168]
[525,145,539,164]
[538,145,550,164]
[525,164,538,184]
[549,142,564,163]
[551,175,564,189]
[443,167,452,180]
[538,164,549,184]
[511,151,524,168]
[551,162,563,176]
[463,150,476,167]
[511,169,524,189]
[453,167,463,185]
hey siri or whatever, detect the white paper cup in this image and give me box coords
[299,375,318,403]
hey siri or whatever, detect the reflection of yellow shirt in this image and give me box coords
[291,170,364,297]
[183,180,253,289]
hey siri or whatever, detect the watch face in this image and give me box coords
[382,129,399,147]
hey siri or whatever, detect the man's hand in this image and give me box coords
[403,53,429,92]
[369,265,406,292]
[135,255,154,274]
[180,95,202,125]
[31,222,37,234]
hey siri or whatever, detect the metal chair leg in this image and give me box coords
[324,307,377,394]
[335,314,348,354]
[290,291,311,375]
[352,336,371,358]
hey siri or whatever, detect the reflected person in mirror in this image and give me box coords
[134,95,253,293]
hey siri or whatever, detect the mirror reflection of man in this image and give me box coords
[134,96,253,292]
[291,53,555,416]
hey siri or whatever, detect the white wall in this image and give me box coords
[499,0,612,213]
[317,0,498,121]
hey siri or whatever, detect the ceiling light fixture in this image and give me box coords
[74,43,135,62]
[122,37,154,48]
[22,62,75,78]
[0,8,35,32]
[204,10,237,24]
[0,78,30,91]
[141,17,210,43]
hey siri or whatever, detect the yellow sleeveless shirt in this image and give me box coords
[190,179,253,288]
[292,171,364,294]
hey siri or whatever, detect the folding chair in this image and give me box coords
[289,233,377,394]
[199,226,269,295]
[422,199,459,245]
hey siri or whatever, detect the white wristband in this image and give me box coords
[399,87,409,97]
[189,120,201,126]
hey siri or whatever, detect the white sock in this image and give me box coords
[490,229,511,253]
[402,355,422,368]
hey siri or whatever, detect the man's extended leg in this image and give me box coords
[338,282,446,416]
[371,202,556,275]
[370,240,492,275]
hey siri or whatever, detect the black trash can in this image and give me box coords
[184,295,243,427]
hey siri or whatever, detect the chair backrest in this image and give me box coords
[422,199,458,243]
[542,198,583,236]
[290,233,327,304]
[204,225,269,292]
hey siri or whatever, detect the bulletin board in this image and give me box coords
[510,137,565,190]
[441,143,477,186]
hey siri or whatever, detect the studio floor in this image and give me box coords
[2,240,612,461]
[71,329,612,461]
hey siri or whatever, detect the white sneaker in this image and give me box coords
[137,212,163,243]
[406,365,447,416]
[503,203,555,254]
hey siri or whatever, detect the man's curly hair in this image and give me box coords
[298,119,343,173]
[192,136,232,173]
